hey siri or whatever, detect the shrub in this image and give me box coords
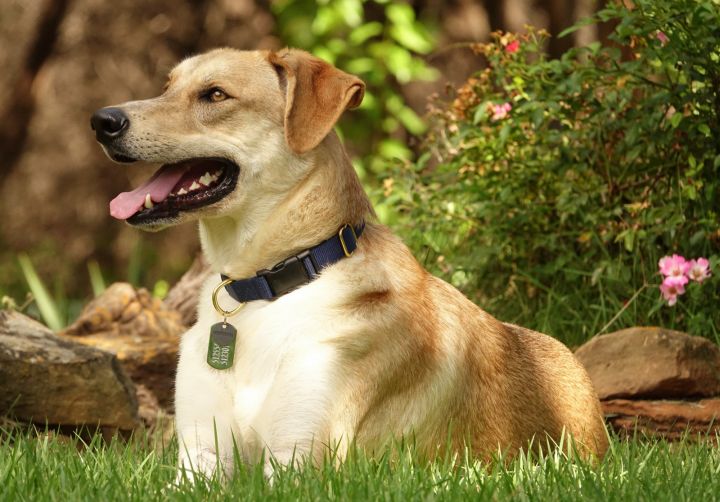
[389,0,720,345]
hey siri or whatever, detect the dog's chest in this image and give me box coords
[183,277,347,441]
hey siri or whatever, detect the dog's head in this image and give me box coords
[91,48,364,230]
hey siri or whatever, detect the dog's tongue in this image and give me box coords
[109,164,187,220]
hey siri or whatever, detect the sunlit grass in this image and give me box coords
[1,426,719,501]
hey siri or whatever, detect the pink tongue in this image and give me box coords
[109,164,188,220]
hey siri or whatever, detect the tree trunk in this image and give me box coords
[0,0,71,185]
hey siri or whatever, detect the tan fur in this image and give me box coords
[268,49,365,154]
[99,48,608,478]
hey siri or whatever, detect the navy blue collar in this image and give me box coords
[221,223,364,304]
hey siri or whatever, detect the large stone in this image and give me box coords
[0,310,138,429]
[603,398,720,440]
[61,283,184,409]
[575,327,720,400]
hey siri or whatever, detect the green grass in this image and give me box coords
[1,427,719,501]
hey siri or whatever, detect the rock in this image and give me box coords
[575,327,720,400]
[164,253,212,327]
[0,310,138,429]
[602,398,720,440]
[61,283,184,409]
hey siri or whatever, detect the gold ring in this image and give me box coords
[212,278,245,317]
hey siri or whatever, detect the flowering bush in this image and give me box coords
[658,255,711,306]
[387,0,720,344]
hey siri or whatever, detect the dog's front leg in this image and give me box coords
[174,349,239,484]
[175,423,236,484]
[252,344,343,479]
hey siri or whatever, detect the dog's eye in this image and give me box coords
[202,88,228,103]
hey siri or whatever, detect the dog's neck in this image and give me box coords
[198,133,374,278]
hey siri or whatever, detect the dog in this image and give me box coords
[91,48,608,479]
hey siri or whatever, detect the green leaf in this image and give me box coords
[345,57,377,75]
[379,138,412,160]
[384,45,414,83]
[388,25,433,54]
[311,7,340,36]
[623,230,634,252]
[558,16,599,38]
[348,22,383,45]
[386,3,433,53]
[587,41,602,54]
[385,3,415,26]
[670,112,683,128]
[473,104,488,125]
[396,106,427,135]
[337,0,363,27]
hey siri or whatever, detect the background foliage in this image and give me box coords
[389,0,720,345]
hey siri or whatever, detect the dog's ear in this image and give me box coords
[268,49,365,155]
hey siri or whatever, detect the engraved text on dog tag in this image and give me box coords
[207,322,237,370]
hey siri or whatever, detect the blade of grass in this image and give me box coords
[17,254,64,331]
[594,283,649,337]
[127,237,144,287]
[87,260,106,297]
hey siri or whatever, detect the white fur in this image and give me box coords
[175,259,360,479]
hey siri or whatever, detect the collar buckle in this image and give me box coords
[257,250,314,297]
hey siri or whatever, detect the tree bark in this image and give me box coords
[536,0,574,58]
[0,0,71,185]
[484,0,505,32]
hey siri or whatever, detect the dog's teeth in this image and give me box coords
[198,171,221,186]
[144,193,154,209]
[189,181,201,191]
[199,172,213,186]
[177,188,188,195]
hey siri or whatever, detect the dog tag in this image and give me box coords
[206,322,237,370]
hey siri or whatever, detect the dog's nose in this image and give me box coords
[90,107,129,143]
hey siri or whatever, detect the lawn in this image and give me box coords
[1,427,719,501]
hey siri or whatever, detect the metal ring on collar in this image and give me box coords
[338,224,358,258]
[212,278,246,317]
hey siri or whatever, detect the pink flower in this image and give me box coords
[491,102,512,121]
[505,40,520,54]
[687,257,711,283]
[658,254,689,278]
[656,31,669,45]
[660,275,688,306]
